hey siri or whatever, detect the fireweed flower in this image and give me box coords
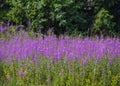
[7,77,12,81]
[47,63,50,69]
[46,77,50,83]
[19,69,25,76]
[0,30,120,63]
[7,22,11,27]
[0,26,7,32]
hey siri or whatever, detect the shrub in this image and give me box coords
[92,8,115,36]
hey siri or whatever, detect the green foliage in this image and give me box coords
[5,0,88,35]
[93,8,115,36]
[0,0,9,21]
[0,59,5,84]
[0,10,8,21]
[1,0,120,36]
[1,56,120,86]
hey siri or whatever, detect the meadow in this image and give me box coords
[0,25,120,86]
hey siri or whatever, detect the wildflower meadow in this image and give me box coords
[0,25,120,86]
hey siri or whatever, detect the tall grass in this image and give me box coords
[0,56,120,86]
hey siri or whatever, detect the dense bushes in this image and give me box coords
[0,0,120,36]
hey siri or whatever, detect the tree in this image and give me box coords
[92,8,115,36]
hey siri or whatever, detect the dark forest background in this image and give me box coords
[0,0,120,37]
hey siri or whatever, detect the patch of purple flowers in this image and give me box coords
[0,31,120,63]
[19,68,25,76]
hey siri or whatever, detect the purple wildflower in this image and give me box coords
[19,69,25,76]
[46,77,50,83]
